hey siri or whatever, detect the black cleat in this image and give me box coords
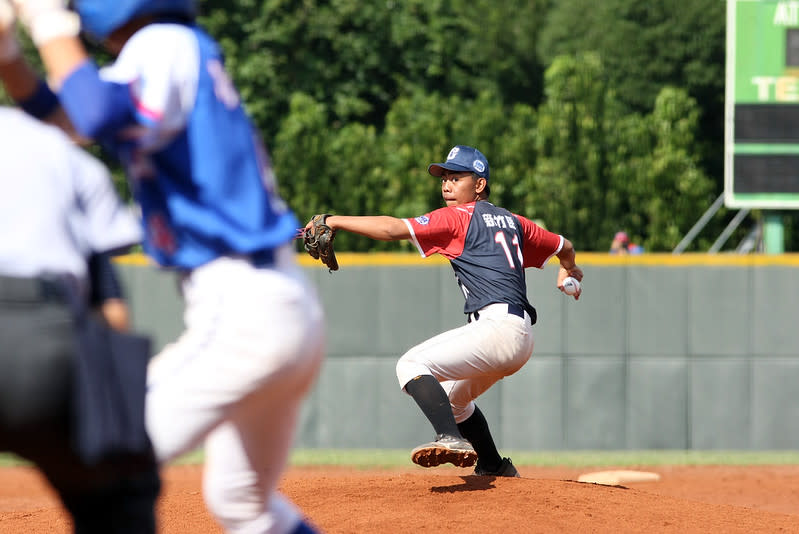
[472,457,520,477]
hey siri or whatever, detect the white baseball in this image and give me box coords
[562,276,580,296]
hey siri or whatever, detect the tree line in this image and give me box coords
[197,0,757,252]
[4,0,796,251]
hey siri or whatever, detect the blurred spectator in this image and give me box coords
[610,231,644,255]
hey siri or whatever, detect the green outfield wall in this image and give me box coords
[115,252,799,450]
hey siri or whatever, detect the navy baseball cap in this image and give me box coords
[428,145,490,180]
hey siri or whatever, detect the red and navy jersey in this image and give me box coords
[404,201,563,320]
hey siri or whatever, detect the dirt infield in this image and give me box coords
[2,463,799,533]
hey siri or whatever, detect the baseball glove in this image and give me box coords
[304,214,339,271]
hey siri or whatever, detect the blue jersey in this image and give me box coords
[405,201,563,318]
[59,23,298,269]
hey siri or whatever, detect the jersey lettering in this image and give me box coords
[407,201,561,318]
[494,231,522,269]
[512,234,523,263]
[494,232,519,269]
[481,213,517,230]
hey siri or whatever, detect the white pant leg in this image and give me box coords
[144,252,324,533]
[146,252,324,461]
[396,308,533,422]
[202,393,305,534]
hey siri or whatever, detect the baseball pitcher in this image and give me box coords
[305,145,582,476]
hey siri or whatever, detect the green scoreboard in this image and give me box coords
[726,0,799,208]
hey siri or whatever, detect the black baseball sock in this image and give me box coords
[404,375,462,439]
[457,405,502,471]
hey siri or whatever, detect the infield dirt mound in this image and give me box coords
[2,464,799,533]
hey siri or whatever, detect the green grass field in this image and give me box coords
[8,450,799,469]
[3,449,799,469]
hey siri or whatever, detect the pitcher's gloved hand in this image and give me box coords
[304,214,338,272]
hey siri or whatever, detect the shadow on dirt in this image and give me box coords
[429,476,500,493]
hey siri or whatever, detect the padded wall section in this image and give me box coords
[117,259,799,450]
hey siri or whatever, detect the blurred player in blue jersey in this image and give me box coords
[306,145,583,477]
[0,1,324,532]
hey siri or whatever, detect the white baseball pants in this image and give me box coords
[146,247,325,533]
[396,303,534,422]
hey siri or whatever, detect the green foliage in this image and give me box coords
[638,88,714,251]
[537,0,727,191]
[532,53,615,248]
[273,91,388,251]
[270,42,719,252]
[538,0,725,114]
[273,92,332,217]
[9,0,776,252]
[507,54,714,252]
[197,0,549,146]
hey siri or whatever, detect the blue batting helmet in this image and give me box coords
[72,0,197,41]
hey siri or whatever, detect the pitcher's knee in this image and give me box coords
[395,358,432,391]
[451,401,476,424]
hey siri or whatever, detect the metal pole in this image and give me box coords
[763,211,785,254]
[708,208,750,253]
[736,220,762,253]
[673,193,725,254]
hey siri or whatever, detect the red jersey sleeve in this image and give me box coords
[517,215,564,268]
[403,204,474,259]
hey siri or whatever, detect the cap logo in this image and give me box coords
[473,160,485,173]
[446,147,460,161]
